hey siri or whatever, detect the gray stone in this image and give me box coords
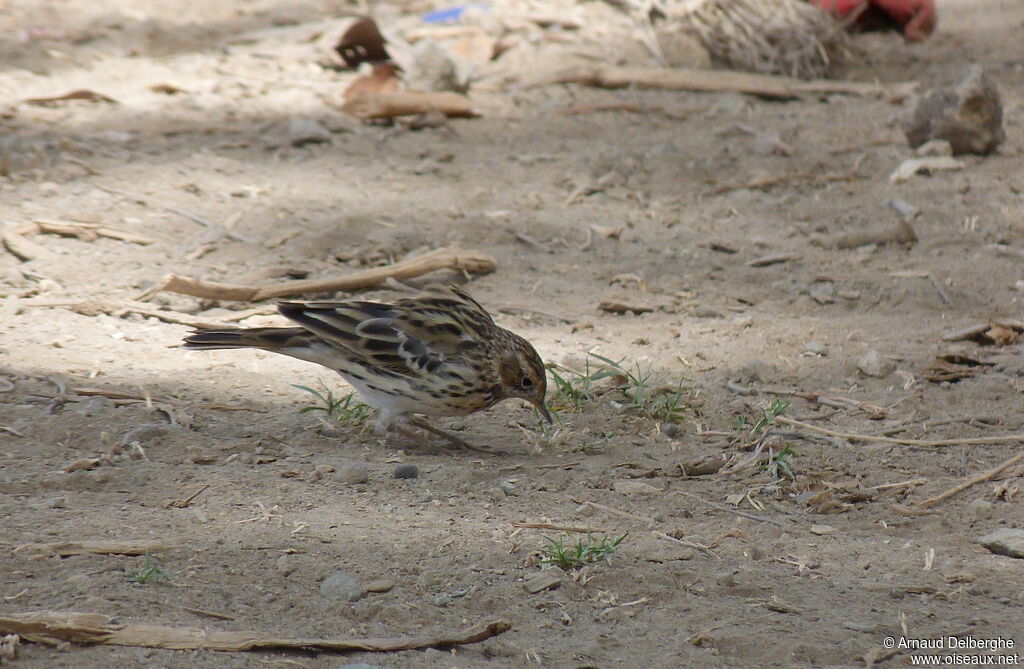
[661,422,680,438]
[903,66,1004,155]
[393,464,419,480]
[978,528,1024,559]
[915,139,953,157]
[405,39,465,93]
[320,571,366,601]
[336,664,389,669]
[965,499,995,522]
[285,118,331,147]
[120,423,167,447]
[276,554,294,577]
[337,463,369,485]
[523,570,562,594]
[803,340,828,356]
[857,350,894,378]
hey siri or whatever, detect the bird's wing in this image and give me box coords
[277,292,484,379]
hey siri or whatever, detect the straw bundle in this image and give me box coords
[660,0,854,79]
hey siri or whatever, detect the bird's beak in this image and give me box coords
[533,398,553,424]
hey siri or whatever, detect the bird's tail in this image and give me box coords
[182,327,310,352]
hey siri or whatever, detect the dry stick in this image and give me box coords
[2,231,52,261]
[21,298,263,329]
[511,522,610,534]
[539,65,915,100]
[713,169,859,194]
[572,498,659,525]
[676,490,788,528]
[776,416,1024,448]
[12,540,169,557]
[139,246,497,302]
[653,530,720,559]
[28,219,157,245]
[826,220,917,249]
[915,451,1024,509]
[0,611,510,653]
[339,91,476,119]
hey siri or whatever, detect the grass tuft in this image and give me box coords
[294,382,372,425]
[126,554,169,585]
[540,533,628,569]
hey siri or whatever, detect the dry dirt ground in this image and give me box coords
[2,0,1024,667]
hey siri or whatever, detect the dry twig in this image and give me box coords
[776,416,1024,448]
[138,246,497,302]
[915,451,1024,509]
[0,611,510,653]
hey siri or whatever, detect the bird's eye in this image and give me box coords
[521,377,533,388]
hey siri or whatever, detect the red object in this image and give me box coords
[809,0,936,41]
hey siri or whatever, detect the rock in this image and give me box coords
[661,422,680,438]
[335,664,389,669]
[965,499,995,522]
[523,570,562,594]
[915,139,953,157]
[857,350,894,378]
[405,40,466,93]
[902,66,1005,155]
[803,340,828,356]
[81,396,115,416]
[320,571,366,601]
[120,423,167,447]
[496,480,517,496]
[612,480,661,495]
[364,579,394,593]
[393,464,419,480]
[337,463,369,485]
[692,304,724,319]
[888,156,964,183]
[276,554,295,576]
[46,496,68,509]
[809,524,837,536]
[285,118,332,147]
[978,528,1024,559]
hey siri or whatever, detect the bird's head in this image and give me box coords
[497,334,551,423]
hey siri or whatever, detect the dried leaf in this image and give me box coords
[343,63,402,100]
[149,83,184,95]
[985,323,1019,346]
[24,89,118,106]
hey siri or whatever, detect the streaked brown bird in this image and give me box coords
[182,285,550,452]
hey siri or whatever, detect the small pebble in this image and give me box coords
[857,349,894,379]
[803,340,828,356]
[320,571,366,602]
[809,524,837,536]
[285,118,332,147]
[364,579,394,593]
[47,496,68,509]
[497,480,517,496]
[661,422,680,438]
[965,499,995,522]
[276,554,295,577]
[393,464,419,480]
[336,664,389,669]
[120,424,167,447]
[337,463,369,485]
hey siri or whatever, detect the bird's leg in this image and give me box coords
[410,417,501,455]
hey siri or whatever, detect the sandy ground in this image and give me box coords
[2,0,1024,667]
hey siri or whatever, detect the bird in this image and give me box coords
[182,284,551,453]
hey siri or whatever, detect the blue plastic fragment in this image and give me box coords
[421,3,489,23]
